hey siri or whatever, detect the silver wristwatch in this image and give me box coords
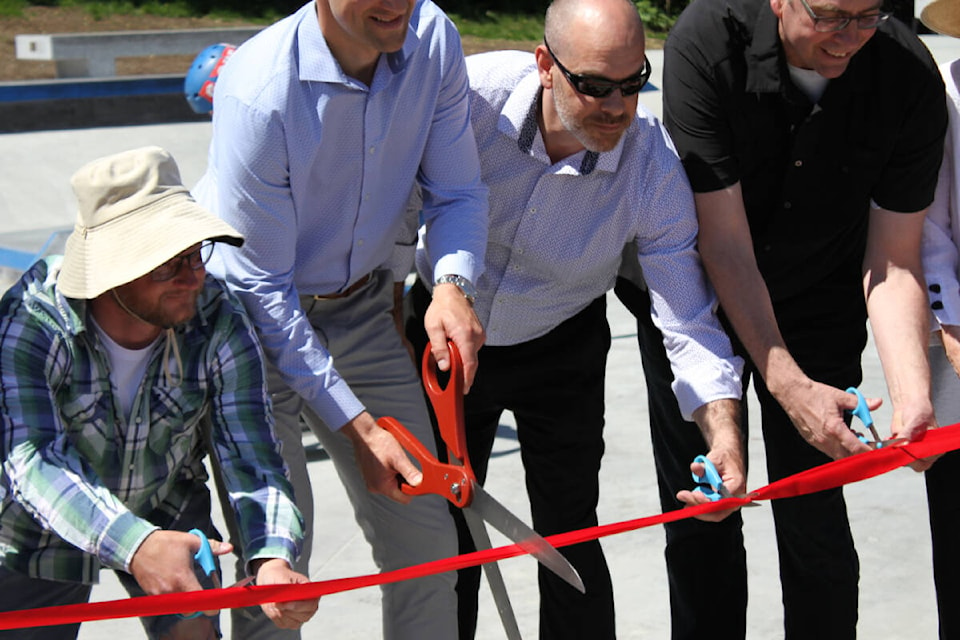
[435,274,477,304]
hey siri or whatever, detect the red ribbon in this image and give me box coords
[3,423,960,631]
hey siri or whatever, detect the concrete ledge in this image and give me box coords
[15,27,261,78]
[0,75,209,133]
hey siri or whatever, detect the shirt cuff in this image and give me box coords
[671,357,744,421]
[310,377,365,432]
[98,511,159,573]
[433,251,479,285]
[929,280,960,330]
[242,539,300,577]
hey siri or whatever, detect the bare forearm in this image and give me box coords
[691,398,742,453]
[694,186,865,459]
[694,187,805,399]
[865,264,932,416]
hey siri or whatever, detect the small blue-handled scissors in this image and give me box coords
[844,387,907,449]
[189,528,220,590]
[691,455,759,506]
[179,529,254,619]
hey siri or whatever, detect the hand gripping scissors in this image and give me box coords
[377,343,585,639]
[845,387,906,449]
[691,456,759,506]
[179,529,254,619]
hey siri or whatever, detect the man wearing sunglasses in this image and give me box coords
[406,0,746,637]
[612,0,947,635]
[0,147,317,639]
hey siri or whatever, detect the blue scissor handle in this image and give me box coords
[844,387,873,445]
[692,455,724,502]
[189,528,217,578]
[845,387,873,430]
[179,529,216,619]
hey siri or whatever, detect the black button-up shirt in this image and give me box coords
[663,0,946,306]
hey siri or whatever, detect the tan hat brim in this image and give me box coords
[921,0,960,37]
[57,188,242,299]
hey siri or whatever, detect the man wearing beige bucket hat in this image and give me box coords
[0,146,318,639]
[917,3,960,638]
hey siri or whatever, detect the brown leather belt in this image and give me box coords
[311,273,371,300]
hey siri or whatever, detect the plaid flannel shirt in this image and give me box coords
[0,256,302,584]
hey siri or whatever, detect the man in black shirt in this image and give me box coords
[614,0,945,636]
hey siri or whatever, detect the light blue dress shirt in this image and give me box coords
[199,0,488,429]
[416,51,741,419]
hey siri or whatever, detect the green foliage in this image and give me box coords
[635,0,681,34]
[22,0,298,21]
[437,0,548,16]
[0,0,27,17]
[446,10,544,41]
[16,0,685,37]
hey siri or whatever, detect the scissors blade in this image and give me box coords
[717,485,762,507]
[469,483,585,594]
[867,437,908,450]
[462,509,522,640]
[227,575,255,589]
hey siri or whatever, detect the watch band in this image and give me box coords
[435,274,477,304]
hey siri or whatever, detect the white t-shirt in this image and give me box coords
[90,317,159,422]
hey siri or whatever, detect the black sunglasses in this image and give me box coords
[150,241,214,282]
[544,37,651,98]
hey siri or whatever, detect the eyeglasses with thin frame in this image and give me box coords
[544,37,652,98]
[150,241,214,282]
[795,0,891,32]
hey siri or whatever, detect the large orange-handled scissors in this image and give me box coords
[378,343,584,638]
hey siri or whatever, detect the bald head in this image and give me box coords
[544,0,645,57]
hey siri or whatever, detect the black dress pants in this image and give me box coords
[407,281,616,640]
[614,276,862,640]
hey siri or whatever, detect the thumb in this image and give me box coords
[208,539,234,557]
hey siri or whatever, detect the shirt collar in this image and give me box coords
[297,3,420,86]
[499,68,627,176]
[743,0,876,102]
[745,0,784,94]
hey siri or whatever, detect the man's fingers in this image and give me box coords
[207,539,233,556]
[427,329,451,371]
[675,489,738,522]
[458,342,479,392]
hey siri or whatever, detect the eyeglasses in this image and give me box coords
[150,241,214,282]
[544,37,651,98]
[796,0,891,32]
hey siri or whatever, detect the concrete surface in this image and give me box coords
[3,37,958,639]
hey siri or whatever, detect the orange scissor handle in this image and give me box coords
[422,342,473,475]
[377,415,474,508]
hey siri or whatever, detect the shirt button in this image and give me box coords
[794,160,802,167]
[783,201,792,210]
[358,239,364,247]
[129,464,135,471]
[763,245,772,252]
[368,147,375,154]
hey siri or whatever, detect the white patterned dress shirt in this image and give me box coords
[417,50,741,419]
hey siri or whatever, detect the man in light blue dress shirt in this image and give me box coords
[407,0,745,637]
[196,1,488,638]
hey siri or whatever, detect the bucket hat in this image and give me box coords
[58,146,242,299]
